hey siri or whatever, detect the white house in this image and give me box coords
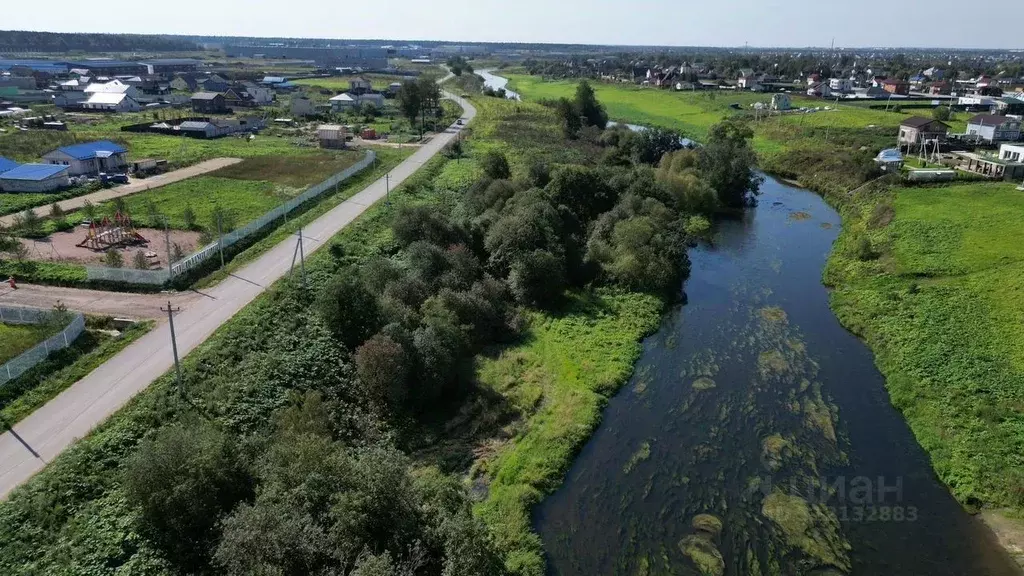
[329,93,357,111]
[243,83,274,105]
[42,140,129,176]
[0,163,71,192]
[317,124,347,149]
[290,95,315,117]
[999,143,1024,163]
[829,78,853,92]
[82,92,142,112]
[83,79,139,99]
[807,82,832,98]
[53,91,88,108]
[966,114,1022,143]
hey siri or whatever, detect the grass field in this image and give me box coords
[0,322,57,364]
[291,73,417,92]
[825,181,1024,514]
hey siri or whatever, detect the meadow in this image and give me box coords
[825,180,1024,515]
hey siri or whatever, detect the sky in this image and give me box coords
[4,0,1023,49]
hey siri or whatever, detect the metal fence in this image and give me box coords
[84,150,376,285]
[1,306,86,386]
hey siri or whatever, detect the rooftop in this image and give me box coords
[51,140,127,161]
[901,116,948,129]
[0,156,19,173]
[0,163,69,181]
[86,92,130,105]
[969,114,1018,125]
[191,92,223,100]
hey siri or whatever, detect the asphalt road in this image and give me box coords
[0,91,475,499]
[0,157,242,227]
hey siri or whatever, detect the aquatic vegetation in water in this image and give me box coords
[761,489,851,572]
[789,211,813,221]
[679,534,726,576]
[759,306,788,324]
[757,349,790,376]
[820,222,833,229]
[761,433,791,472]
[624,441,652,474]
[692,377,717,391]
[691,514,724,537]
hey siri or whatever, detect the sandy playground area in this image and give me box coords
[19,226,203,269]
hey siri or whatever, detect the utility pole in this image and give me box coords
[290,227,307,290]
[163,216,172,278]
[217,211,224,269]
[160,301,183,396]
[385,173,390,206]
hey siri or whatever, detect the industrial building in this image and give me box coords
[0,163,71,192]
[225,45,388,68]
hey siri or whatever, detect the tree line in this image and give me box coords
[0,30,199,52]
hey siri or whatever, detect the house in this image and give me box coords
[923,67,944,80]
[806,82,832,97]
[0,156,19,174]
[966,114,1022,143]
[222,88,252,108]
[898,117,950,147]
[828,78,853,92]
[191,92,228,114]
[737,69,757,89]
[82,92,142,112]
[170,75,198,92]
[53,91,88,108]
[240,82,274,104]
[1000,143,1024,162]
[290,95,315,117]
[0,163,70,192]
[329,93,357,111]
[261,76,286,85]
[198,78,230,93]
[317,124,347,149]
[770,93,791,111]
[356,93,385,108]
[928,82,951,95]
[909,73,927,88]
[178,120,219,138]
[349,77,372,94]
[387,82,403,96]
[42,140,128,176]
[140,58,202,75]
[996,96,1024,116]
[871,75,888,88]
[882,79,910,95]
[84,79,140,99]
[956,151,1024,180]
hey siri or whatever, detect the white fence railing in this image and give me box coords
[85,150,377,285]
[1,306,86,386]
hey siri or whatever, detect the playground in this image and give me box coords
[16,224,201,268]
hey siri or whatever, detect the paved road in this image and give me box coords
[0,283,198,320]
[0,158,243,227]
[0,91,474,499]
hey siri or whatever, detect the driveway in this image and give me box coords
[0,283,199,320]
[0,157,243,227]
[0,91,475,499]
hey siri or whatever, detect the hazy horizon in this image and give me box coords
[3,0,1023,51]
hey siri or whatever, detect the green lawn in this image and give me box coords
[825,180,1024,513]
[0,322,57,364]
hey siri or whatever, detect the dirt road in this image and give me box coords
[0,92,474,499]
[0,283,199,320]
[0,157,242,227]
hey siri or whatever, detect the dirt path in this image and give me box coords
[0,158,242,227]
[0,283,200,320]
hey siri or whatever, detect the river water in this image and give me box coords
[533,176,1019,575]
[476,70,521,100]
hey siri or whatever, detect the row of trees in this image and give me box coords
[446,56,474,77]
[396,78,444,135]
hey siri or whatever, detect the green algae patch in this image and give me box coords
[761,490,851,572]
[759,306,788,324]
[692,514,723,537]
[624,441,652,474]
[757,349,790,376]
[679,534,725,576]
[692,377,717,391]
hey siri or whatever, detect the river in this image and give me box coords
[533,176,1019,575]
[476,70,521,100]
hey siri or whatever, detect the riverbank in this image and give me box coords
[824,179,1024,566]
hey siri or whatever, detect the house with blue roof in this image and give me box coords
[0,156,19,174]
[42,140,128,176]
[0,164,70,193]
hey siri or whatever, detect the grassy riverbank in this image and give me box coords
[825,181,1024,520]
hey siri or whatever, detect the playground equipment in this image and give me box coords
[77,211,148,251]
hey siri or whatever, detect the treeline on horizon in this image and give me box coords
[0,30,199,53]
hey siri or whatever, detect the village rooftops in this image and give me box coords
[52,140,127,161]
[900,116,949,129]
[191,92,223,100]
[85,93,132,105]
[0,156,19,173]
[0,163,69,180]
[969,114,1014,125]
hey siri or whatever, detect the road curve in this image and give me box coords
[0,91,476,499]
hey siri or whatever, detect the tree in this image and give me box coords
[210,205,235,233]
[82,198,96,221]
[171,242,186,262]
[17,208,42,237]
[574,81,608,129]
[49,202,64,219]
[508,249,566,308]
[555,97,582,138]
[182,205,197,230]
[412,300,467,403]
[480,150,511,180]
[145,198,162,226]
[123,420,252,572]
[528,161,551,188]
[933,106,951,121]
[392,204,464,248]
[216,500,333,576]
[657,149,720,213]
[698,119,763,209]
[546,165,618,225]
[317,269,382,351]
[132,250,150,270]
[397,80,422,127]
[355,332,411,413]
[103,248,124,268]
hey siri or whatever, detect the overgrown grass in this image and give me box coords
[472,291,663,574]
[0,322,57,364]
[208,152,359,187]
[0,320,152,427]
[825,180,1024,513]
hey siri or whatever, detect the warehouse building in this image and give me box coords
[0,163,70,192]
[42,140,128,176]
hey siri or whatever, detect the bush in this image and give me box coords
[392,204,464,248]
[508,249,566,308]
[480,150,512,180]
[132,250,150,270]
[103,248,124,268]
[317,269,383,351]
[933,106,951,121]
[355,333,411,413]
[123,420,253,572]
